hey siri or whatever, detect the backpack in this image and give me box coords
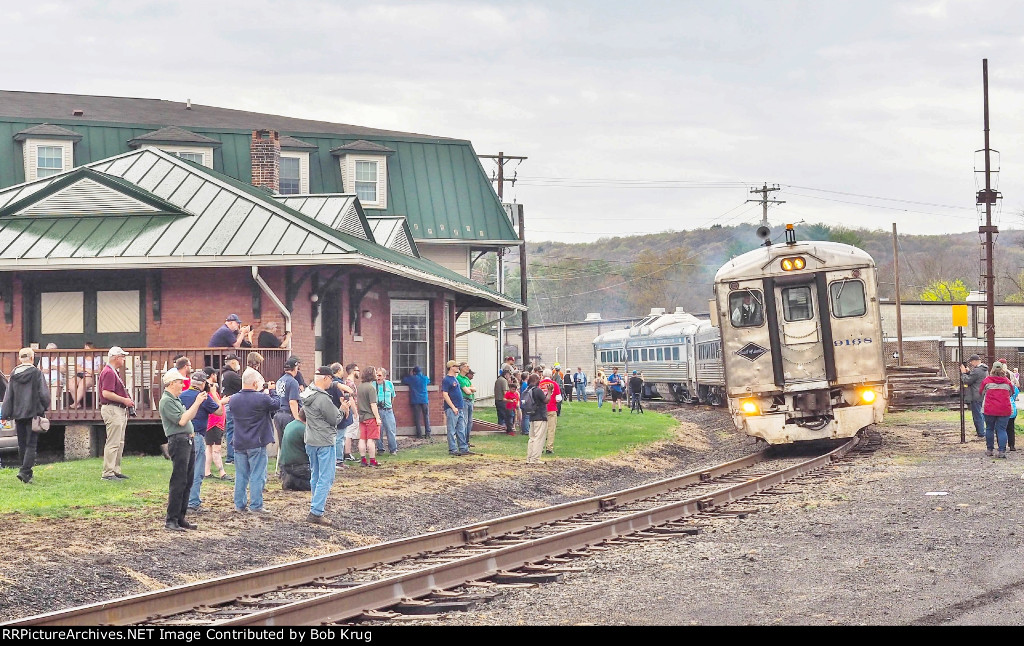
[520,386,539,416]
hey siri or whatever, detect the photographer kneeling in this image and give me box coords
[280,408,312,491]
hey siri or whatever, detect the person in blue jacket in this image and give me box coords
[998,358,1020,451]
[402,366,431,439]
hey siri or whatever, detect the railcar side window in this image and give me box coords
[781,286,813,322]
[729,290,764,327]
[657,348,664,361]
[673,347,680,361]
[830,279,867,318]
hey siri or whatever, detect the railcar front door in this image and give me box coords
[769,278,827,387]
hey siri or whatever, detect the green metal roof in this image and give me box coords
[0,100,519,244]
[0,148,522,310]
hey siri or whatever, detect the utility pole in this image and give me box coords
[892,223,904,367]
[747,183,785,228]
[977,59,1001,366]
[478,152,529,367]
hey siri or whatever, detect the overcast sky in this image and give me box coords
[5,0,1024,242]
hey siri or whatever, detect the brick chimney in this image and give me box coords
[251,129,281,193]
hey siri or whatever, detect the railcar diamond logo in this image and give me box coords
[736,343,768,362]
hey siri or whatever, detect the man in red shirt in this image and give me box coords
[99,347,135,481]
[538,368,562,455]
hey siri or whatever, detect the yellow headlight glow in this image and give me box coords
[780,256,805,271]
[741,399,759,414]
[861,390,876,404]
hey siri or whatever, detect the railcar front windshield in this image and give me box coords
[830,279,867,318]
[781,286,813,322]
[729,289,764,327]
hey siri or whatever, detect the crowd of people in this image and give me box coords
[961,354,1022,458]
[1,312,650,531]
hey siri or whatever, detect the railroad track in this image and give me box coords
[7,435,867,627]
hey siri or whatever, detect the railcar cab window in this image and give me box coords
[830,279,867,318]
[729,290,764,327]
[781,286,813,321]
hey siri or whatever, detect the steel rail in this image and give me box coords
[221,436,859,626]
[7,451,770,626]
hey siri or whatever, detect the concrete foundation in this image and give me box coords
[64,424,97,460]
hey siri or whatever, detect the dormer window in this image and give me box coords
[355,160,379,203]
[13,123,83,181]
[128,126,220,169]
[331,140,395,210]
[36,145,65,178]
[278,135,316,195]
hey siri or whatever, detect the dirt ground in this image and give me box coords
[0,405,749,622]
[3,406,1018,625]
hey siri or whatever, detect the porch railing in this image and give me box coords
[0,348,291,424]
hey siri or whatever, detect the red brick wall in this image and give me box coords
[250,130,280,194]
[2,267,466,434]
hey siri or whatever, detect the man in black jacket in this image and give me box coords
[219,354,242,464]
[1,348,51,483]
[961,354,989,438]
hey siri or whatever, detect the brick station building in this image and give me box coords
[0,92,523,455]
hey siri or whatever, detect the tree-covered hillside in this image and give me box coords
[472,223,1024,327]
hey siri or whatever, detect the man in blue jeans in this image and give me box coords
[179,370,223,513]
[442,360,468,456]
[402,365,431,439]
[302,367,345,526]
[219,355,243,464]
[961,355,989,438]
[229,367,279,514]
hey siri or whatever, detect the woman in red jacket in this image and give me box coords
[981,362,1014,458]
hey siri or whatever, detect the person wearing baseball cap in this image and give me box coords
[273,356,303,471]
[301,366,347,525]
[159,366,210,531]
[209,314,253,349]
[99,346,134,482]
[960,354,989,438]
[442,360,468,455]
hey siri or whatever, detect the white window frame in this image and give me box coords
[22,139,73,181]
[279,151,310,195]
[339,154,388,209]
[139,144,214,168]
[390,299,430,380]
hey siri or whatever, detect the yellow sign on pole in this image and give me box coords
[952,304,968,328]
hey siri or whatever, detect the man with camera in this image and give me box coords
[180,370,225,514]
[961,354,989,438]
[229,368,279,514]
[209,314,254,349]
[99,346,135,482]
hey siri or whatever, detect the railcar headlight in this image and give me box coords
[780,256,806,271]
[860,390,877,404]
[741,399,759,414]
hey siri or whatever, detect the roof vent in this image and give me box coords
[72,109,84,117]
[674,307,687,314]
[649,308,666,316]
[186,98,192,110]
[584,312,603,321]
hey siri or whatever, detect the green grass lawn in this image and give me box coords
[0,402,677,517]
[390,400,678,462]
[0,455,235,518]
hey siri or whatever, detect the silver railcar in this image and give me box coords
[712,226,886,444]
[594,308,724,403]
